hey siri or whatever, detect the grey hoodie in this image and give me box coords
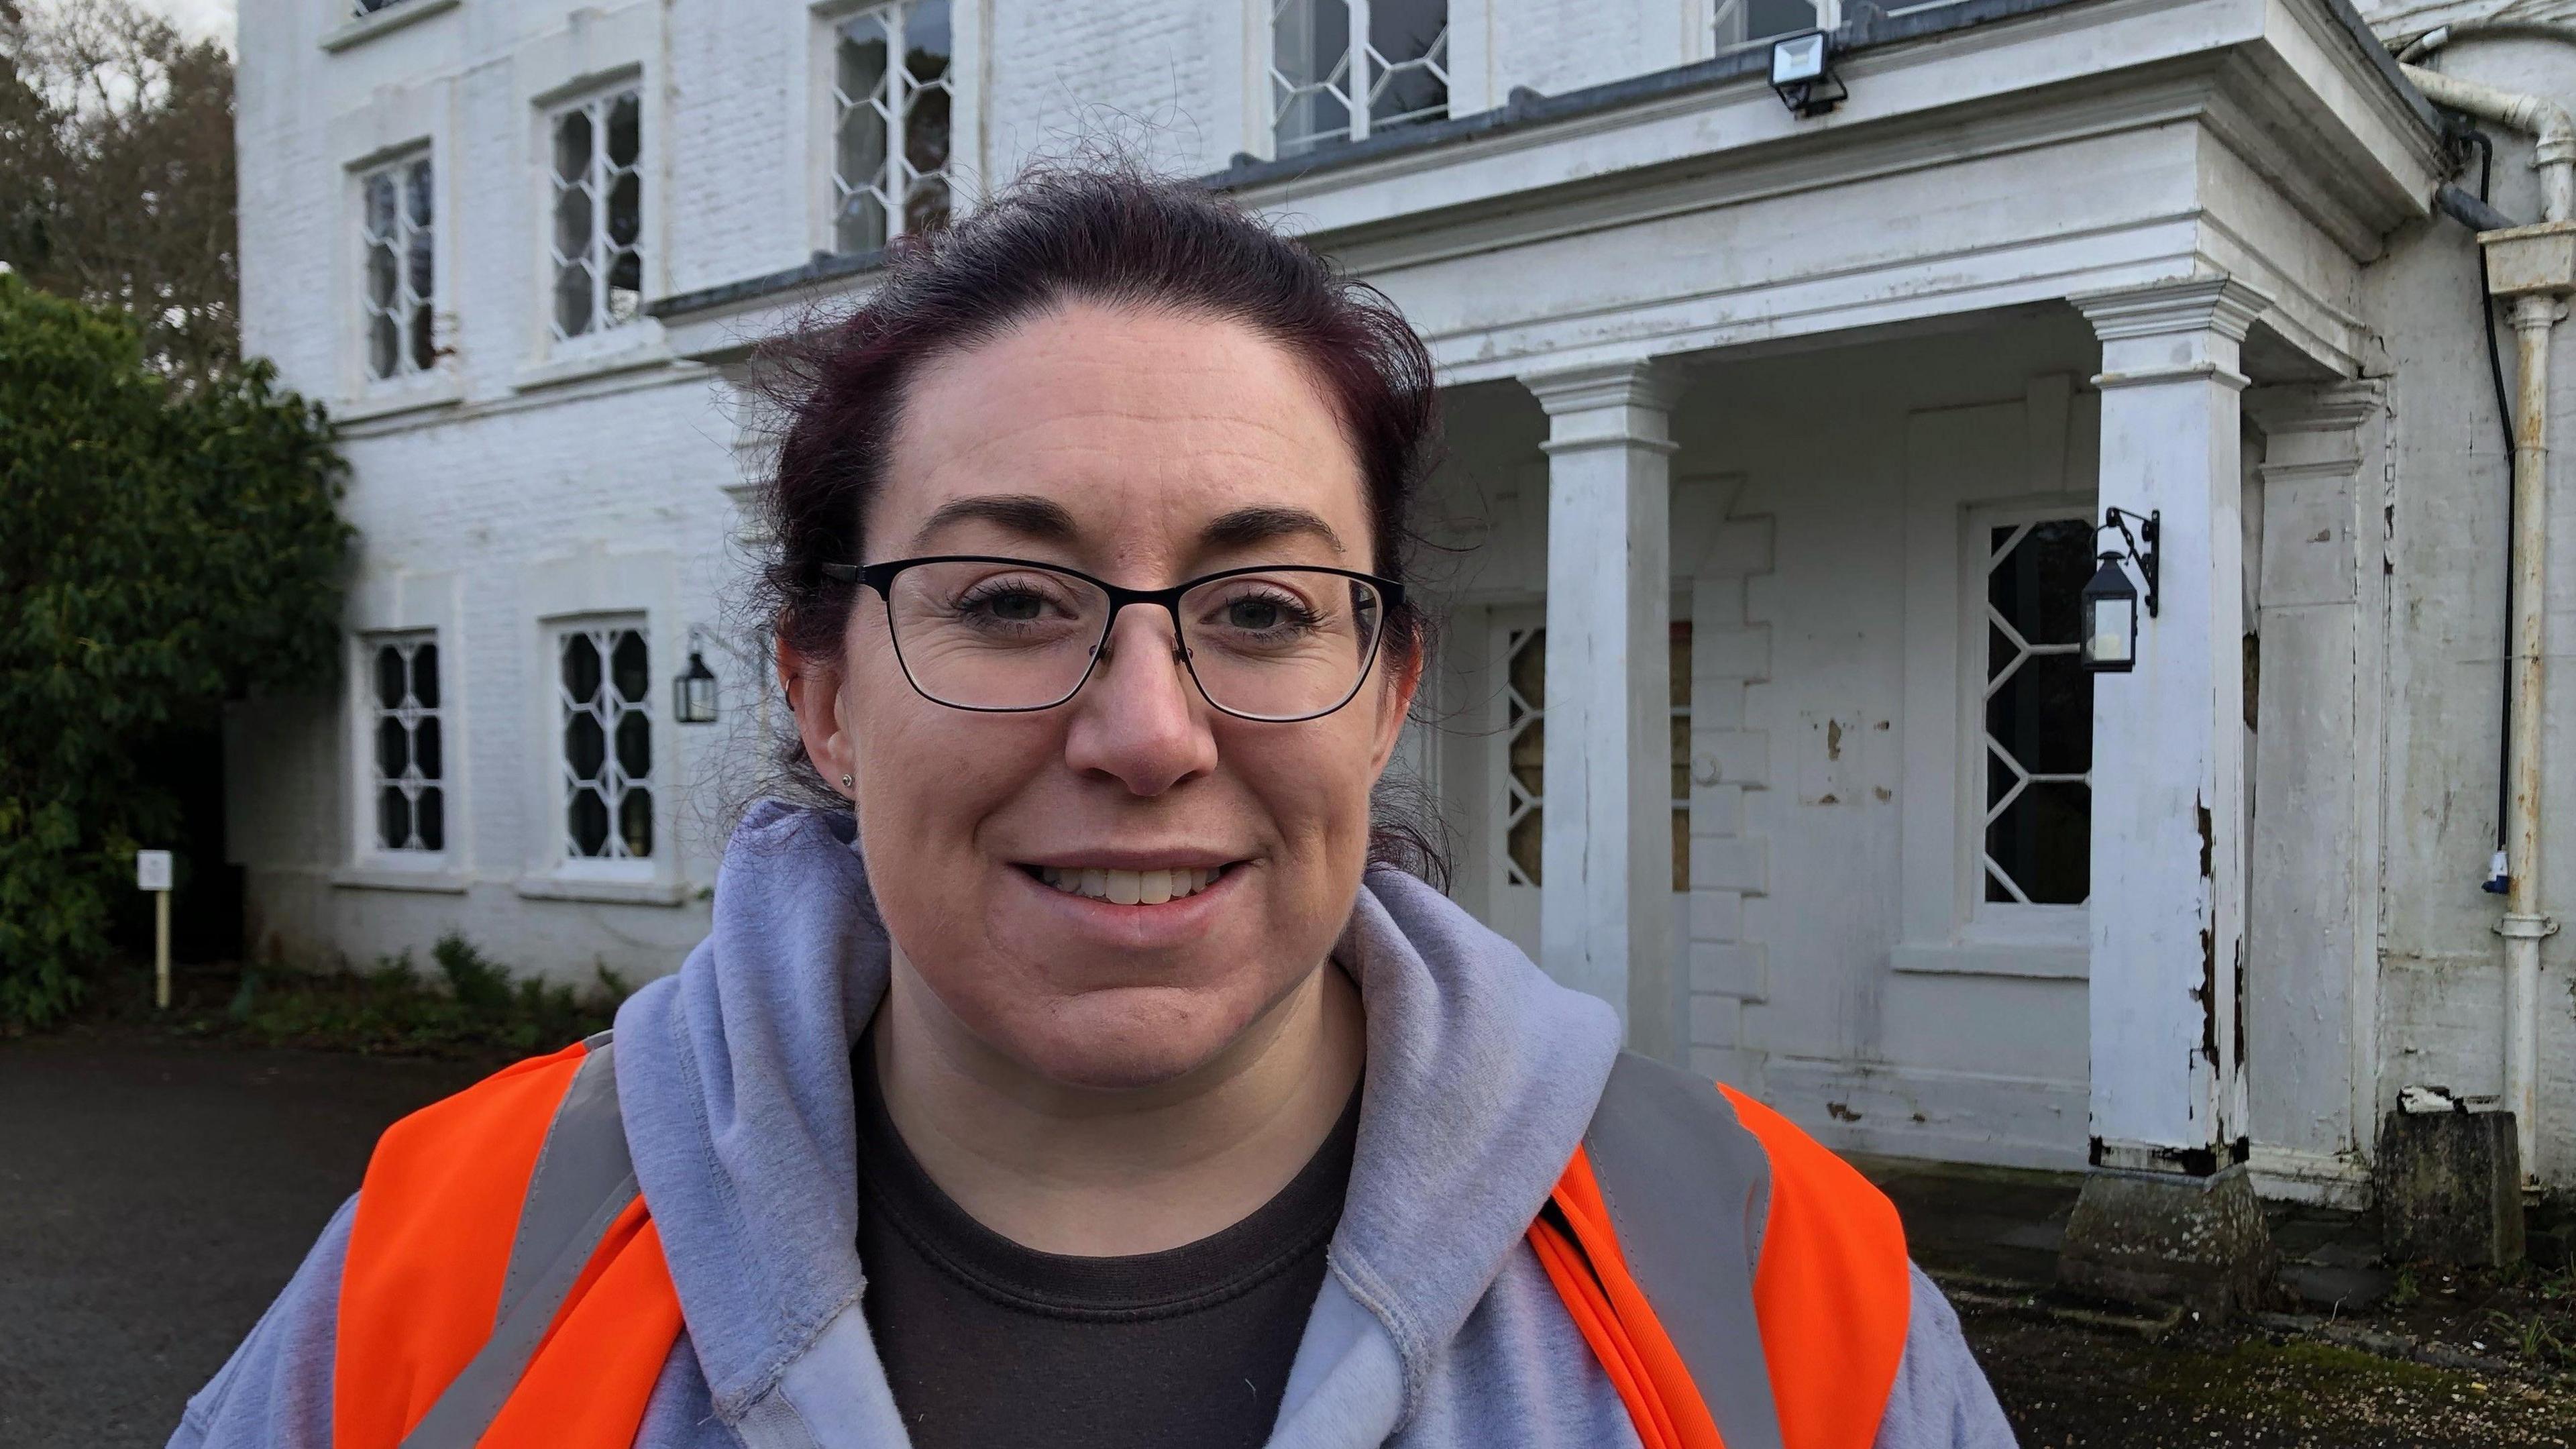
[174,802,2015,1448]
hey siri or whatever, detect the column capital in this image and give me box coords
[2243,378,2383,438]
[2069,276,2271,344]
[1521,360,1682,454]
[1520,358,1684,417]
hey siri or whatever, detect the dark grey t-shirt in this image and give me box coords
[853,1040,1361,1449]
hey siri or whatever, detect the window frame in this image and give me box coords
[551,616,659,876]
[356,150,439,386]
[1713,0,1837,56]
[1959,499,2094,942]
[351,628,455,874]
[1267,0,1453,158]
[817,0,957,256]
[541,80,648,355]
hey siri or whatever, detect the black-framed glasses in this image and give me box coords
[819,555,1405,722]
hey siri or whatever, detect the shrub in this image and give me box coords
[203,934,633,1057]
[0,274,349,1026]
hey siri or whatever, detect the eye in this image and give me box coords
[1225,594,1294,631]
[965,586,1048,623]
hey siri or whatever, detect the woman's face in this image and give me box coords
[789,302,1417,1090]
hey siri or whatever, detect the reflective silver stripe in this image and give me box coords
[399,1036,637,1449]
[1582,1051,1786,1449]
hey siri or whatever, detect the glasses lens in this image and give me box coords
[884,561,1110,708]
[1179,570,1385,721]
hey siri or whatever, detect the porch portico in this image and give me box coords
[1222,0,2441,1309]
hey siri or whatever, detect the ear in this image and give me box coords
[780,634,857,797]
[1364,635,1426,779]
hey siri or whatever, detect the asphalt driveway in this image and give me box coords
[0,1036,483,1448]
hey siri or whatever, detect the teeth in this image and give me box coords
[1036,865,1226,903]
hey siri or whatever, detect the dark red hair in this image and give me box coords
[750,165,1449,879]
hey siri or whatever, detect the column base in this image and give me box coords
[2056,1163,2279,1320]
[2378,1109,2525,1268]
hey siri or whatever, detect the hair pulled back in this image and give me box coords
[749,164,1449,879]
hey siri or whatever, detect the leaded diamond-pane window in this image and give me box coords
[1272,0,1449,156]
[1501,625,1544,888]
[559,625,653,859]
[360,156,435,380]
[1982,519,2094,905]
[370,635,444,851]
[833,0,953,254]
[549,88,643,342]
[1496,622,1693,892]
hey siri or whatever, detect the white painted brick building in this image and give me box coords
[233,0,2576,1228]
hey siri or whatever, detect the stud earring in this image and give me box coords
[840,773,855,793]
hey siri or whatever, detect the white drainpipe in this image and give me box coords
[2400,60,2570,1187]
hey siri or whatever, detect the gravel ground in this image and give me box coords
[0,1034,482,1448]
[4,1031,2571,1448]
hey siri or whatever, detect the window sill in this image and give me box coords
[319,0,460,53]
[512,333,677,394]
[1890,941,2087,979]
[331,863,471,894]
[335,375,462,425]
[515,873,694,907]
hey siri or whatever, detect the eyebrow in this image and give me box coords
[906,496,1348,558]
[1199,504,1346,557]
[906,494,1079,551]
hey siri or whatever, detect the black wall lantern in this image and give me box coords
[1770,32,1847,118]
[2082,507,2159,674]
[674,628,720,724]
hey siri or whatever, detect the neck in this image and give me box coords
[871,955,1366,1256]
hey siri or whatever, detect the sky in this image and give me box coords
[131,0,236,48]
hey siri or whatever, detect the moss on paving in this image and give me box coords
[1964,1305,2576,1448]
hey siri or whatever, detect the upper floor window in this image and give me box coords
[833,0,953,253]
[1271,0,1448,157]
[558,623,653,860]
[360,156,435,381]
[1980,517,2093,906]
[1715,0,1827,53]
[548,87,643,342]
[368,633,444,853]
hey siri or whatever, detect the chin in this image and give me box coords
[1006,984,1257,1091]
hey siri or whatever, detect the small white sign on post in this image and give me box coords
[136,849,174,1008]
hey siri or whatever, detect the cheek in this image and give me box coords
[1232,717,1385,871]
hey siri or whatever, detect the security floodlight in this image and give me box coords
[1770,32,1846,117]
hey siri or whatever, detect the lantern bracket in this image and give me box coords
[2097,507,2159,618]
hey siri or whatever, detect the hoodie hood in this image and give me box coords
[612,800,1623,1435]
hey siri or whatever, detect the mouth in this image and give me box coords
[1019,863,1238,906]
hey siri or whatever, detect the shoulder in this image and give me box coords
[335,1038,604,1448]
[1872,1265,2019,1449]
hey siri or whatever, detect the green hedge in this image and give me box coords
[0,274,349,1027]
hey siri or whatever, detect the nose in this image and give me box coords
[1060,605,1219,794]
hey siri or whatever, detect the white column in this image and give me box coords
[2072,277,2268,1173]
[1522,361,1682,1060]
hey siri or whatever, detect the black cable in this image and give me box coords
[2467,128,2517,887]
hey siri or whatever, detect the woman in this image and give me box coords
[174,169,2015,1449]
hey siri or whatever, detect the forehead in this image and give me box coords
[875,302,1371,571]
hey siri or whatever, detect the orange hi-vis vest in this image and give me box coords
[335,1035,1914,1449]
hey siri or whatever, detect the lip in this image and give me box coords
[1013,848,1246,872]
[1007,857,1250,947]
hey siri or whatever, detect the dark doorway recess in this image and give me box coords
[109,726,246,965]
